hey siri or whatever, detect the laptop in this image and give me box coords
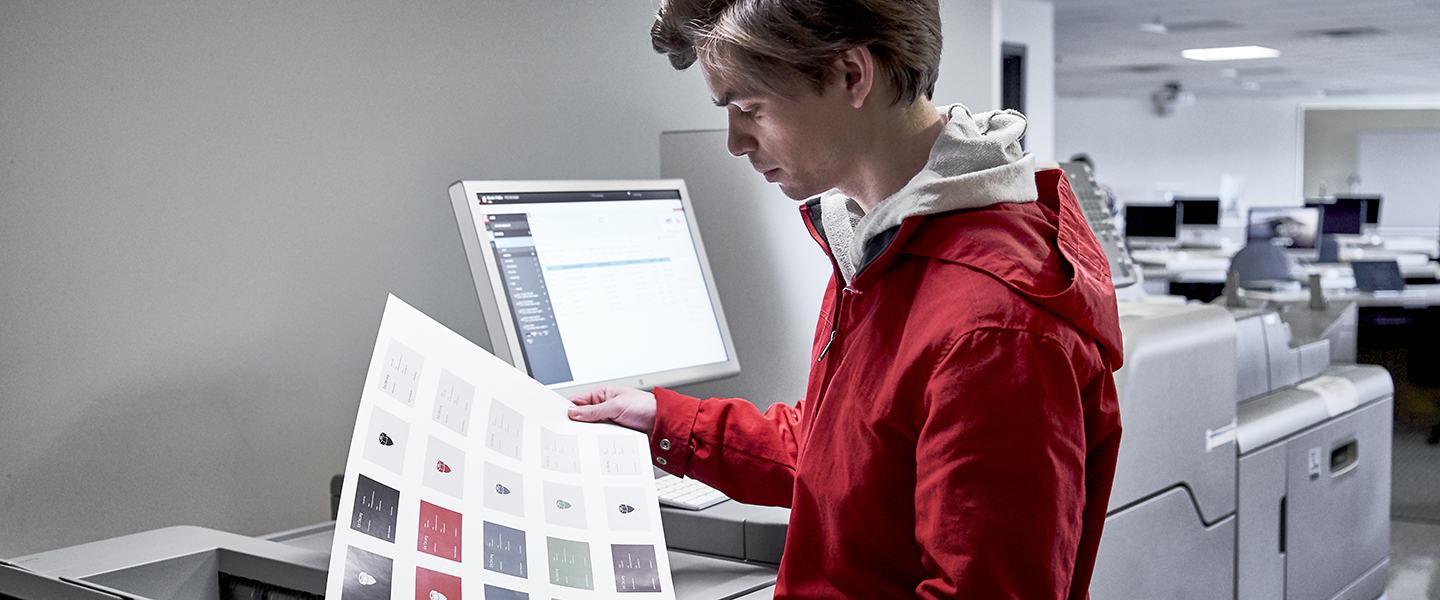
[1351,260,1406,292]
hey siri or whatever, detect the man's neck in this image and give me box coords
[841,99,946,213]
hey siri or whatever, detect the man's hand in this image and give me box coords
[567,386,658,435]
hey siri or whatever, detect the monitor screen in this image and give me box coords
[1334,194,1382,225]
[1124,204,1179,239]
[1176,197,1220,226]
[1320,197,1366,235]
[1248,206,1320,249]
[448,179,739,396]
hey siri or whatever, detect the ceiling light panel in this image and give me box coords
[1181,46,1282,61]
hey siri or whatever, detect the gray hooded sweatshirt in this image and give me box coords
[820,104,1038,285]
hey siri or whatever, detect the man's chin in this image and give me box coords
[775,181,823,201]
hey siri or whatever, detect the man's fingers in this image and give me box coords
[568,386,616,407]
[567,399,620,423]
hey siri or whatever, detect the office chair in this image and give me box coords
[1229,241,1293,288]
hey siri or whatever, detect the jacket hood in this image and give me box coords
[897,169,1125,369]
[820,104,1038,284]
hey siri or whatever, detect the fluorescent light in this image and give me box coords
[1181,46,1280,61]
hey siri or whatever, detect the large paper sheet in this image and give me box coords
[327,295,674,600]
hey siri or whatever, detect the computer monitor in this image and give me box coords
[1248,206,1321,249]
[1176,197,1220,226]
[1334,194,1382,225]
[1124,203,1179,246]
[1319,197,1366,235]
[448,179,740,397]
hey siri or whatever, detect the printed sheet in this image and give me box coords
[327,295,674,600]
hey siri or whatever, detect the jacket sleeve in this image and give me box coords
[648,387,802,507]
[913,328,1092,600]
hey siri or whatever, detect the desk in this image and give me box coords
[1131,248,1235,301]
[1132,243,1440,302]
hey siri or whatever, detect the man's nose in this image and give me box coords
[727,117,756,157]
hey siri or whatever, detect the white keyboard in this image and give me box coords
[655,472,730,511]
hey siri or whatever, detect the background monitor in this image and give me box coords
[448,179,740,397]
[1248,206,1320,249]
[1321,197,1367,235]
[1176,197,1220,226]
[1335,194,1383,225]
[1124,204,1179,239]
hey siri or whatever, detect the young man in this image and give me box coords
[568,1,1124,598]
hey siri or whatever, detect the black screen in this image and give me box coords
[1125,204,1179,238]
[1176,198,1220,225]
[1320,198,1366,235]
[1335,194,1382,225]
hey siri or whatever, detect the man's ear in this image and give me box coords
[832,46,875,109]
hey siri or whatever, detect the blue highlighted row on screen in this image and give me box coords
[546,257,670,271]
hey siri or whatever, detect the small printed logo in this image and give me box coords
[358,572,376,586]
[618,504,634,514]
[378,433,394,446]
[556,499,572,510]
[495,484,511,495]
[436,461,451,473]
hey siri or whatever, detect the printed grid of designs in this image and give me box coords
[338,336,667,600]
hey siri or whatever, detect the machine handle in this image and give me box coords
[1278,496,1287,554]
[1330,440,1359,476]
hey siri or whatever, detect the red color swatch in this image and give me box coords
[415,566,461,600]
[417,501,462,562]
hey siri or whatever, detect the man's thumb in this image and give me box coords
[567,402,616,423]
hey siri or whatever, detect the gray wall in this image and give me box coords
[1303,107,1440,198]
[0,0,723,557]
[1001,0,1055,162]
[1,0,1016,557]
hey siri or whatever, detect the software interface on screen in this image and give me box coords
[1124,204,1180,239]
[1248,207,1320,249]
[457,185,731,391]
[1176,198,1220,226]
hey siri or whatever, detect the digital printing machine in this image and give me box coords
[1,518,783,600]
[6,300,1389,600]
[1089,295,1392,600]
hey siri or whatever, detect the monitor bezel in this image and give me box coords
[448,178,741,398]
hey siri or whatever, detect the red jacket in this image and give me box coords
[650,169,1124,599]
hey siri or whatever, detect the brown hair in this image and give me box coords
[651,0,942,105]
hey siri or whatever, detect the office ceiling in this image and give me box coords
[1053,0,1440,99]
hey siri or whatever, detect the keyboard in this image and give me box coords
[655,471,730,511]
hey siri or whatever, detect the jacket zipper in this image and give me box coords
[817,329,836,361]
[813,286,861,409]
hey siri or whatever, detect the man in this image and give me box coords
[568,1,1124,598]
